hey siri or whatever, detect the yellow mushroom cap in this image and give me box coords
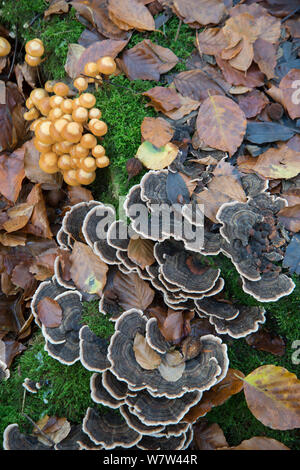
[73,77,88,92]
[25,54,41,67]
[96,56,116,75]
[95,156,110,168]
[53,82,69,97]
[79,93,96,109]
[39,152,59,174]
[25,38,44,57]
[0,37,11,57]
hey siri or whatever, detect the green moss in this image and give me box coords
[0,332,103,448]
[1,2,84,80]
[89,77,157,210]
[81,300,115,339]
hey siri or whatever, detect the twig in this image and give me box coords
[7,29,18,81]
[174,19,182,42]
[21,412,55,446]
[281,7,300,23]
[27,13,43,28]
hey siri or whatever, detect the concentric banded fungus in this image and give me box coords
[22,378,39,393]
[79,325,110,372]
[108,309,229,398]
[3,424,52,450]
[63,201,102,243]
[102,369,130,400]
[242,272,295,302]
[44,291,83,365]
[90,373,125,408]
[125,389,201,425]
[216,193,295,300]
[31,277,67,325]
[145,317,171,354]
[120,405,165,435]
[195,298,239,320]
[209,306,266,338]
[137,432,187,450]
[82,408,141,449]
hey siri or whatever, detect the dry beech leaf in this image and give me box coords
[0,232,27,247]
[243,144,300,180]
[173,0,226,27]
[34,416,71,446]
[278,204,300,233]
[222,13,259,72]
[253,38,277,79]
[108,0,155,31]
[174,69,225,102]
[279,69,300,120]
[0,82,26,153]
[3,204,34,233]
[127,237,155,270]
[37,297,63,328]
[24,184,53,239]
[71,0,129,40]
[64,43,86,79]
[0,146,25,203]
[196,95,246,156]
[44,0,69,18]
[133,332,161,370]
[136,141,178,170]
[107,270,155,311]
[119,40,178,81]
[245,329,286,357]
[196,28,228,56]
[238,89,269,118]
[159,309,194,345]
[141,117,174,148]
[220,436,290,451]
[143,86,181,113]
[75,39,128,75]
[243,365,300,430]
[0,338,26,368]
[70,241,108,296]
[209,159,247,202]
[184,368,245,423]
[216,56,265,88]
[164,94,201,120]
[193,421,228,450]
[67,185,93,205]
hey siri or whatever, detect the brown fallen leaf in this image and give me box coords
[0,338,26,368]
[0,146,25,202]
[127,237,155,269]
[67,185,93,205]
[118,40,178,81]
[70,241,108,296]
[34,416,71,446]
[143,86,181,113]
[104,270,155,312]
[37,297,63,328]
[222,13,259,72]
[238,89,269,118]
[0,82,27,153]
[193,421,228,450]
[243,365,300,430]
[220,436,290,450]
[64,43,86,79]
[3,203,34,233]
[216,56,265,87]
[174,69,225,102]
[245,329,286,356]
[163,93,200,120]
[108,0,155,31]
[196,28,228,56]
[71,0,129,40]
[253,38,277,79]
[278,204,300,233]
[133,332,161,370]
[184,368,245,423]
[196,95,247,156]
[173,0,226,27]
[24,184,53,239]
[141,117,174,148]
[44,0,69,18]
[240,144,300,180]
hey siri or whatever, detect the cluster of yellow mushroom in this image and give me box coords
[23,57,117,186]
[0,36,11,57]
[25,38,45,67]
